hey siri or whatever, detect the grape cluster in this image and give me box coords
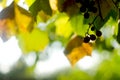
[75,0,97,19]
[83,25,102,43]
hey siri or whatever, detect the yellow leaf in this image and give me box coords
[55,13,73,38]
[14,2,34,32]
[0,0,6,7]
[18,28,49,54]
[49,0,58,11]
[64,36,93,66]
[0,1,34,41]
[0,19,16,41]
[38,11,50,22]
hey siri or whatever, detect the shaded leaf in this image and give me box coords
[29,0,52,19]
[59,0,79,16]
[64,36,92,65]
[57,0,65,11]
[17,28,49,54]
[0,2,14,19]
[94,0,117,30]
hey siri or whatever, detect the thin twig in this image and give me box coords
[97,0,103,20]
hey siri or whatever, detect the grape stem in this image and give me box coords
[89,15,98,25]
[85,15,98,36]
[117,8,120,43]
[112,0,119,8]
[97,0,103,20]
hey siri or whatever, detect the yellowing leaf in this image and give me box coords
[0,1,34,41]
[18,28,49,54]
[64,36,92,65]
[0,0,6,7]
[0,19,16,41]
[38,11,50,22]
[55,13,73,38]
[14,2,34,32]
[49,0,58,11]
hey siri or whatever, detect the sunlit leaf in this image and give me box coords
[17,28,49,54]
[55,13,73,38]
[49,0,58,11]
[14,2,34,32]
[0,1,34,41]
[64,36,92,65]
[0,0,6,7]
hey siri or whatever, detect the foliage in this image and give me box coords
[0,0,120,75]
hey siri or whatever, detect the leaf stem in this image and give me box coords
[97,0,103,20]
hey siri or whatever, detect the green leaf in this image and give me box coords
[29,0,52,19]
[70,14,88,37]
[25,0,35,7]
[94,9,118,30]
[17,28,49,54]
[55,13,73,38]
[0,0,7,7]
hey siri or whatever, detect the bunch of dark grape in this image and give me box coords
[75,0,97,19]
[83,25,102,43]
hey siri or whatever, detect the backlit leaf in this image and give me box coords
[64,36,92,65]
[49,0,58,11]
[0,0,6,7]
[0,1,34,41]
[55,13,73,38]
[17,28,49,54]
[14,2,34,32]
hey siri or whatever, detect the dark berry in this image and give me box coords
[84,12,89,19]
[90,34,96,40]
[80,6,86,12]
[84,36,90,43]
[96,30,102,37]
[75,0,80,3]
[92,7,97,13]
[91,26,95,31]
